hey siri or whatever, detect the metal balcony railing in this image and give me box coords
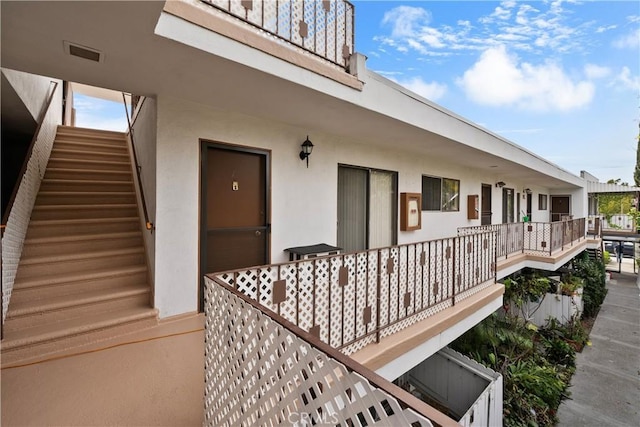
[202,0,355,69]
[589,214,637,233]
[204,276,460,426]
[209,232,497,357]
[457,218,587,259]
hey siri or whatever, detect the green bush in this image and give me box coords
[603,250,611,264]
[572,253,607,318]
[452,313,576,427]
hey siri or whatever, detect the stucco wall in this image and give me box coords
[130,97,157,284]
[153,96,578,318]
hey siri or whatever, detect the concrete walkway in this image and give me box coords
[557,259,640,427]
[1,313,205,426]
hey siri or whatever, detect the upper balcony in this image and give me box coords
[201,0,355,70]
[588,214,639,240]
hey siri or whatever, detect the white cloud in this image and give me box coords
[614,66,640,91]
[584,64,611,79]
[456,45,594,112]
[613,28,640,49]
[382,6,431,38]
[373,0,593,61]
[596,24,617,33]
[73,94,127,131]
[392,76,447,101]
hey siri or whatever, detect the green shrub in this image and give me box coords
[603,250,611,264]
[572,253,607,318]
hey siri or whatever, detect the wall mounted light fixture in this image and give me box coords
[495,181,506,188]
[299,136,314,168]
[524,188,532,194]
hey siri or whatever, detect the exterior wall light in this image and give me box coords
[495,181,506,188]
[299,136,314,168]
[524,188,532,194]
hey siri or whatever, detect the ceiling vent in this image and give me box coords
[63,41,103,63]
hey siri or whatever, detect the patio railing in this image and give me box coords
[204,278,464,426]
[209,232,497,356]
[589,214,637,234]
[458,218,586,259]
[205,278,462,426]
[202,0,355,69]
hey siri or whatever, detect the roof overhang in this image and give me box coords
[1,0,583,189]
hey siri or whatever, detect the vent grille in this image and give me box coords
[64,41,102,63]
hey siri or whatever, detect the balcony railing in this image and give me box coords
[457,218,586,260]
[204,277,460,426]
[589,214,637,234]
[202,0,355,69]
[209,232,497,356]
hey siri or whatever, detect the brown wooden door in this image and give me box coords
[481,184,492,225]
[201,144,269,279]
[551,196,570,222]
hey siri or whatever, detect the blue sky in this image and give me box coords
[354,0,640,184]
[76,0,639,184]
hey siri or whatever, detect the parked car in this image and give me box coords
[604,241,635,258]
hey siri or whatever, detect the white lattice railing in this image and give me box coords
[205,277,462,427]
[2,80,61,324]
[458,218,586,260]
[210,232,497,356]
[201,0,355,69]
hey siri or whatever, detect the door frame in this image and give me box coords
[502,188,514,223]
[337,163,398,251]
[550,195,571,222]
[481,184,492,225]
[199,139,271,311]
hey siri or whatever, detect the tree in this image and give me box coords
[598,180,633,220]
[635,122,640,187]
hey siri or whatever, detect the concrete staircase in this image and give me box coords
[1,126,157,365]
[586,247,603,263]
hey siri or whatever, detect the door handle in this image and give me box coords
[255,230,262,237]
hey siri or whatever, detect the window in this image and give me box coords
[502,188,514,223]
[539,194,548,210]
[421,176,460,212]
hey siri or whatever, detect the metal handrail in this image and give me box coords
[122,93,153,232]
[2,81,59,340]
[201,0,355,69]
[211,231,497,353]
[458,218,587,257]
[1,81,59,226]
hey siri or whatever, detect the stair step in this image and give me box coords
[53,139,128,154]
[26,217,141,238]
[35,191,137,205]
[47,157,132,172]
[50,147,130,162]
[0,307,158,365]
[22,231,143,257]
[56,126,126,140]
[5,286,151,332]
[6,287,150,329]
[44,168,132,181]
[10,265,148,302]
[30,204,138,220]
[40,179,134,192]
[15,247,146,280]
